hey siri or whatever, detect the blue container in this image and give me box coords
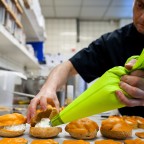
[27,41,45,63]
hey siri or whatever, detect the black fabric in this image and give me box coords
[69,23,144,117]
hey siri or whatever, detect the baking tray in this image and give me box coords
[0,115,143,144]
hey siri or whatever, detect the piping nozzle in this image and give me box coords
[50,114,64,126]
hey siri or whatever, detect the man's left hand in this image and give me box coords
[116,59,144,107]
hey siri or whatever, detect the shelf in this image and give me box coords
[0,25,40,70]
[1,0,23,28]
[19,0,45,42]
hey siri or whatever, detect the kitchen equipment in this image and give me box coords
[22,76,46,95]
[50,49,144,126]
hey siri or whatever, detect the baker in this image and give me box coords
[27,0,144,123]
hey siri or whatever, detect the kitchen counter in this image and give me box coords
[0,114,143,144]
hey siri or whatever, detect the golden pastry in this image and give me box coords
[31,139,58,144]
[63,140,90,144]
[0,113,26,137]
[95,139,122,144]
[135,131,144,138]
[100,117,132,139]
[29,105,62,138]
[124,138,144,144]
[0,138,27,144]
[65,117,99,140]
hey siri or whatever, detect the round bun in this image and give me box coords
[124,138,144,143]
[100,117,132,140]
[132,116,144,129]
[63,140,90,144]
[0,127,25,137]
[0,113,26,127]
[30,105,58,127]
[135,131,144,138]
[65,117,99,140]
[31,139,58,144]
[30,126,62,138]
[95,139,122,144]
[30,105,62,138]
[122,116,138,129]
[0,113,26,137]
[0,138,28,143]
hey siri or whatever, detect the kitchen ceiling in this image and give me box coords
[39,0,133,20]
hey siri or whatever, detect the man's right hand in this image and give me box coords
[27,89,60,123]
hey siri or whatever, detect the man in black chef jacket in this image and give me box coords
[27,0,144,122]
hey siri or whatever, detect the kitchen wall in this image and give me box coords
[44,19,77,54]
[44,19,119,55]
[44,19,120,71]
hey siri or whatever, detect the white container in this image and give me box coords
[66,85,74,105]
[0,70,26,107]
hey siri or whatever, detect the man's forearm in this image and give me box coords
[41,60,77,92]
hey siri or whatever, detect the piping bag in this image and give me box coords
[50,49,144,126]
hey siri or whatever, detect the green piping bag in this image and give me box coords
[50,49,144,126]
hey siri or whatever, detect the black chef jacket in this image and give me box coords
[70,23,144,117]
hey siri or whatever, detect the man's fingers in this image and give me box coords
[119,81,144,98]
[121,75,144,91]
[125,59,137,70]
[27,97,40,123]
[131,70,144,77]
[54,98,60,112]
[116,90,144,107]
[40,96,48,111]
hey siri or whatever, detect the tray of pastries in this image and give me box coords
[0,106,144,144]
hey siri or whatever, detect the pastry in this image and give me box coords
[100,117,132,139]
[95,139,122,144]
[29,105,62,138]
[135,131,144,138]
[30,105,58,127]
[109,115,138,129]
[65,117,99,140]
[0,137,27,144]
[31,139,58,144]
[132,116,144,129]
[0,113,26,137]
[63,140,90,144]
[122,116,138,129]
[124,138,144,144]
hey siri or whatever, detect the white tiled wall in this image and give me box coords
[45,19,119,55]
[45,19,77,54]
[77,21,119,51]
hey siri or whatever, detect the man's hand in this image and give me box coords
[27,89,60,123]
[26,61,77,123]
[116,59,144,107]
